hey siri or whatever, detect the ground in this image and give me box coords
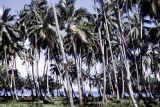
[0,97,159,107]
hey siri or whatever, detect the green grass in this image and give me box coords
[0,102,68,107]
[0,98,159,107]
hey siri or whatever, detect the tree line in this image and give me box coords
[0,0,160,107]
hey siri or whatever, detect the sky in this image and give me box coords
[0,0,94,15]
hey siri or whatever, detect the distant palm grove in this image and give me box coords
[1,0,160,107]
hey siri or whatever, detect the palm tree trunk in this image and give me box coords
[66,71,74,107]
[104,19,120,101]
[121,69,125,98]
[130,22,140,91]
[97,7,107,105]
[13,56,19,100]
[99,0,120,101]
[120,40,138,107]
[78,55,83,106]
[46,48,51,98]
[109,72,115,97]
[72,38,83,105]
[51,0,74,106]
[93,0,107,103]
[31,60,36,99]
[125,59,138,107]
[10,60,14,99]
[3,46,14,98]
[116,6,138,106]
[101,43,107,103]
[10,55,18,100]
[35,35,40,98]
[79,49,84,98]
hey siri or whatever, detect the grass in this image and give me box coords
[0,97,159,107]
[0,102,67,107]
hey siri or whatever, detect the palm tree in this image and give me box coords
[51,0,74,106]
[57,0,95,106]
[93,0,108,104]
[0,8,23,100]
[20,0,60,99]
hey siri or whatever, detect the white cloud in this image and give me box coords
[0,8,3,17]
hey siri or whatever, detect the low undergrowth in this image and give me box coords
[0,97,159,107]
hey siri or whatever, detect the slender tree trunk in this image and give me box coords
[118,9,138,107]
[66,71,74,107]
[52,0,74,106]
[35,35,40,99]
[79,49,84,99]
[130,22,140,91]
[109,72,115,97]
[99,0,120,100]
[118,26,138,107]
[31,61,36,99]
[120,42,138,107]
[93,1,107,104]
[125,59,138,107]
[72,38,83,105]
[10,63,14,99]
[99,29,107,104]
[46,48,51,98]
[13,56,19,100]
[121,69,125,98]
[147,76,153,98]
[97,9,107,105]
[3,46,13,98]
[104,18,120,101]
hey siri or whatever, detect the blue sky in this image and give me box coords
[0,0,94,15]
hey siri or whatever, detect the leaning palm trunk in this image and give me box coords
[109,72,115,97]
[10,57,14,99]
[31,59,37,98]
[104,17,120,101]
[51,0,74,106]
[116,6,138,107]
[121,69,125,98]
[4,46,14,99]
[35,35,40,98]
[118,23,138,107]
[72,38,83,105]
[124,54,138,107]
[121,21,139,107]
[46,48,51,98]
[12,56,19,100]
[130,21,140,91]
[94,0,107,104]
[10,56,18,100]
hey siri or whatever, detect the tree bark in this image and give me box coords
[125,59,138,107]
[35,34,40,99]
[72,37,83,105]
[104,19,120,101]
[93,1,107,104]
[52,0,74,106]
[117,6,138,106]
[46,48,51,98]
[13,56,19,100]
[121,69,125,98]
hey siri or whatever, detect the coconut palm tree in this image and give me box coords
[19,0,60,99]
[56,0,96,106]
[0,8,24,100]
[51,0,74,106]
